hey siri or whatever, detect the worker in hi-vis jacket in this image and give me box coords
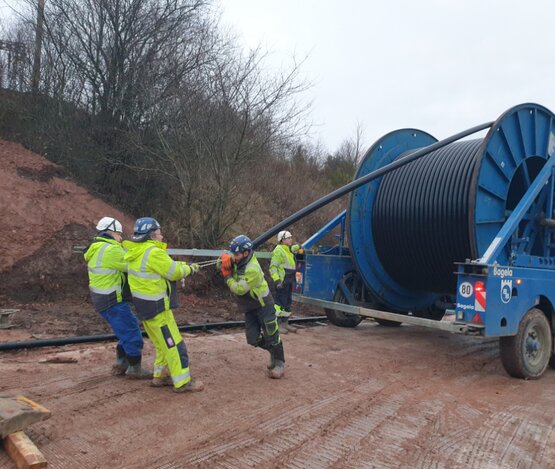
[84,217,151,379]
[123,217,204,393]
[270,230,302,334]
[219,235,285,379]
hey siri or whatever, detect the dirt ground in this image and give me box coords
[2,319,555,468]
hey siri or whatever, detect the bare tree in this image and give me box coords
[33,0,213,126]
[144,44,311,246]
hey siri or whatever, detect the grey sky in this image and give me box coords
[2,0,554,153]
[221,0,555,152]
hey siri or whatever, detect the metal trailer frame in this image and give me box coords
[293,294,472,334]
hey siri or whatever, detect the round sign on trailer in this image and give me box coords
[459,282,473,298]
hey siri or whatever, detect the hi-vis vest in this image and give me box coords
[123,240,191,321]
[227,253,273,313]
[84,236,128,313]
[270,244,299,283]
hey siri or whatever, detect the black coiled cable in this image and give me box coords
[372,139,483,293]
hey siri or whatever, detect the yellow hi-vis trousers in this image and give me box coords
[143,309,191,389]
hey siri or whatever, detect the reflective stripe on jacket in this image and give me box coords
[83,236,128,313]
[270,244,299,283]
[227,253,273,313]
[122,240,191,321]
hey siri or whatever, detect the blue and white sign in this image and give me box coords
[500,279,512,304]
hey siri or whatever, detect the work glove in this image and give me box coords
[189,263,200,274]
[297,248,305,255]
[219,253,233,279]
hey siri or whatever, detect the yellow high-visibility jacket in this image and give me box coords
[84,236,128,313]
[227,253,272,313]
[123,240,192,320]
[270,243,299,283]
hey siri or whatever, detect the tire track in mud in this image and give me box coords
[385,400,555,469]
[179,395,353,467]
[280,393,410,468]
[25,383,163,469]
[339,398,447,468]
[390,404,484,468]
[459,405,555,468]
[156,378,412,468]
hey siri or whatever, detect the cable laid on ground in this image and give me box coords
[0,316,328,351]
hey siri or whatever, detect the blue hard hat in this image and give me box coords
[131,217,161,242]
[229,235,253,254]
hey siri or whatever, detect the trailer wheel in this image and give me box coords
[325,285,362,328]
[500,308,552,379]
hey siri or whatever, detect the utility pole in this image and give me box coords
[32,0,45,93]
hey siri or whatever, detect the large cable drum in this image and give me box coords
[348,103,555,313]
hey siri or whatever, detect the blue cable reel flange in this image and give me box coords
[470,103,555,264]
[348,128,440,312]
[348,103,555,314]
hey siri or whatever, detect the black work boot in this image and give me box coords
[111,344,128,376]
[268,342,285,379]
[125,355,152,379]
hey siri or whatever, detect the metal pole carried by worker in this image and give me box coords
[219,235,285,379]
[84,217,152,379]
[270,231,303,334]
[123,217,204,393]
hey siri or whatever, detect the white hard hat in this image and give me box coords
[96,217,123,233]
[277,230,292,243]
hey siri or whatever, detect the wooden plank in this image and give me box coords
[3,431,47,469]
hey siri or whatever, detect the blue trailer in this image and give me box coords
[292,103,555,379]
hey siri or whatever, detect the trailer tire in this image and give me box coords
[325,284,362,328]
[500,308,552,379]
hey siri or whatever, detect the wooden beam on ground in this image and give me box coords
[3,431,47,469]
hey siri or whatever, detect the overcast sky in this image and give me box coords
[2,0,554,153]
[220,0,555,152]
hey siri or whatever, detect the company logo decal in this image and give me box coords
[500,279,512,304]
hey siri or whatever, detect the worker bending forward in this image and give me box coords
[84,217,151,379]
[123,217,204,393]
[270,230,302,334]
[221,235,285,379]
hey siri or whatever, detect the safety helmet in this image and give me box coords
[229,235,253,254]
[131,217,161,242]
[96,217,123,233]
[277,230,292,243]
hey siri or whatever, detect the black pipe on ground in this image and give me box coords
[0,316,328,351]
[252,121,493,248]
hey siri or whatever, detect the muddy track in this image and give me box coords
[2,322,555,468]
